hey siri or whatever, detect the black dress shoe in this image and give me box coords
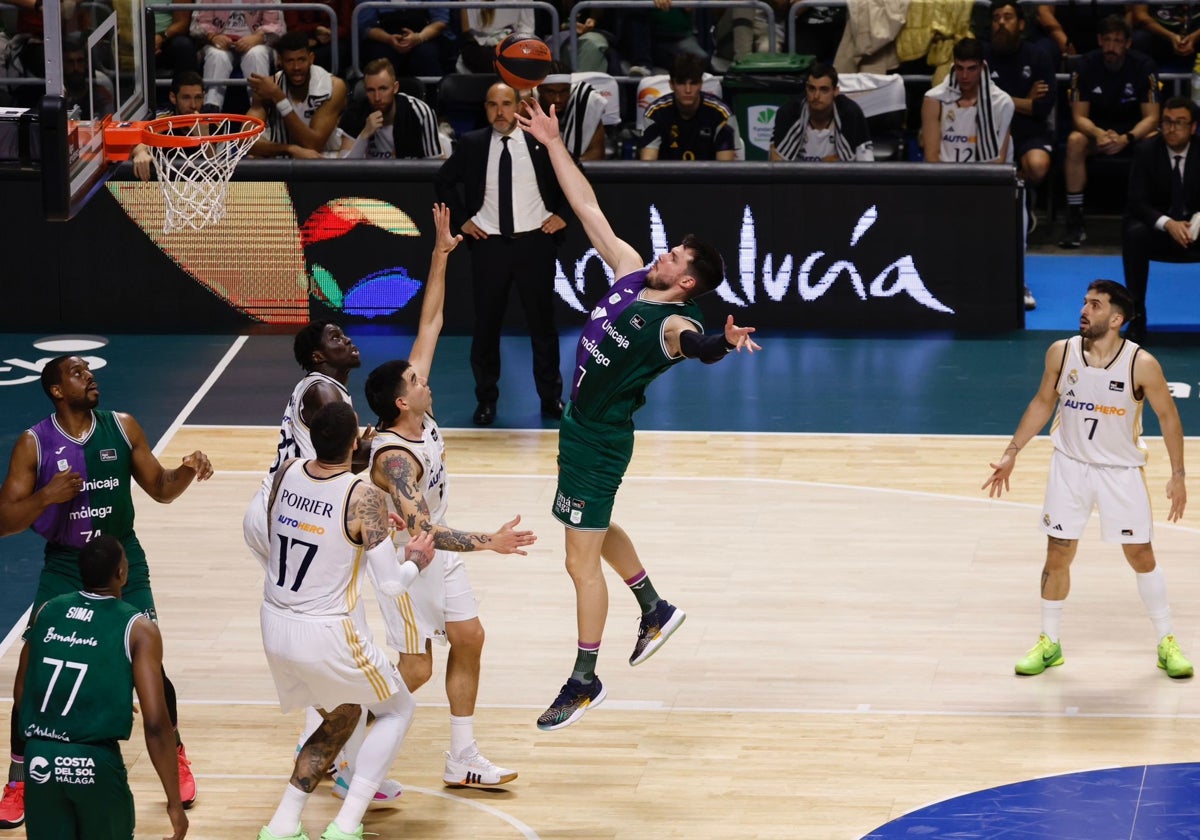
[540,399,564,420]
[473,402,496,426]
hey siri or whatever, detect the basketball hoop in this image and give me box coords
[139,113,265,233]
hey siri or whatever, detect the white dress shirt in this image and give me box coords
[472,127,551,235]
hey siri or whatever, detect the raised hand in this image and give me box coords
[722,314,761,353]
[433,202,463,254]
[514,97,560,147]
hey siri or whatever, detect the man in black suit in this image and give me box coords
[1122,96,1200,343]
[435,81,569,426]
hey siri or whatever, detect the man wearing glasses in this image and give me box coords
[1122,97,1200,343]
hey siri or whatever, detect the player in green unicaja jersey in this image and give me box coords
[0,355,212,827]
[15,535,188,839]
[517,99,761,731]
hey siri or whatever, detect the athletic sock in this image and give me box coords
[449,715,474,760]
[1136,567,1173,640]
[266,783,310,838]
[571,642,600,683]
[8,757,23,784]
[624,570,660,615]
[1040,598,1065,643]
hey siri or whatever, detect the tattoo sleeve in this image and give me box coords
[378,450,488,551]
[356,487,393,550]
[432,528,491,552]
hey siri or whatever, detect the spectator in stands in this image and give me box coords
[284,0,353,75]
[713,0,787,67]
[434,81,568,427]
[1121,97,1200,343]
[247,31,348,158]
[534,60,607,160]
[769,63,872,162]
[921,37,1014,164]
[9,0,86,106]
[545,0,613,73]
[341,58,445,159]
[358,0,453,77]
[131,70,205,180]
[457,5,534,73]
[1131,4,1200,72]
[147,1,199,78]
[793,5,846,66]
[985,0,1055,228]
[1059,15,1160,249]
[640,53,735,161]
[1027,2,1120,69]
[192,0,283,113]
[618,0,709,77]
[62,32,115,119]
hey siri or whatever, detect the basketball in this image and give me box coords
[493,34,552,90]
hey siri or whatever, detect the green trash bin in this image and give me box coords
[721,54,814,161]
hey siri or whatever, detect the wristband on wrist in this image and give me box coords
[1125,132,1136,145]
[276,98,295,118]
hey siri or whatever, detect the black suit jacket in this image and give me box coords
[433,127,571,237]
[1126,136,1200,228]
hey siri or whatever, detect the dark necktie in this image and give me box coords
[498,136,514,238]
[1170,154,1186,219]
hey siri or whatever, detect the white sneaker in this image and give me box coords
[331,768,402,803]
[443,743,518,787]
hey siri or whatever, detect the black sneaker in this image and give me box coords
[1058,213,1087,249]
[536,677,607,731]
[629,600,687,666]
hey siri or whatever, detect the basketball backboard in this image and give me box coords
[36,0,150,220]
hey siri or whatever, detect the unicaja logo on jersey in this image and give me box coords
[28,757,51,784]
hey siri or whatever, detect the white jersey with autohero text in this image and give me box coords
[939,103,979,163]
[1050,335,1147,467]
[368,416,449,539]
[265,463,364,617]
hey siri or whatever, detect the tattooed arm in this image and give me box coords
[372,447,537,555]
[349,480,435,600]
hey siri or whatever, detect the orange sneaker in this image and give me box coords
[177,745,197,810]
[0,781,24,828]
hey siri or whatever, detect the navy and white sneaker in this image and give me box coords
[536,677,607,731]
[629,600,687,666]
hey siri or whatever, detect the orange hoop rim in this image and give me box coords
[140,113,265,148]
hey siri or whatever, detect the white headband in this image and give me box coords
[541,74,571,85]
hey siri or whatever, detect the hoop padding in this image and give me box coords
[141,114,265,233]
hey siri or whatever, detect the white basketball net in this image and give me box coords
[146,116,261,233]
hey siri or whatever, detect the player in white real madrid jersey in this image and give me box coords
[252,400,435,840]
[983,279,1191,679]
[360,203,535,788]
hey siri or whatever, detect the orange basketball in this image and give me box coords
[493,34,552,90]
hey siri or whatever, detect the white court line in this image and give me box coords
[0,336,249,661]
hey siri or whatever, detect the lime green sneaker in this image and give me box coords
[1157,635,1194,679]
[257,826,309,840]
[1014,634,1064,675]
[319,823,364,840]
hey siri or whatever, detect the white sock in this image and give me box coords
[449,714,475,759]
[338,711,368,777]
[1136,567,1173,640]
[334,696,414,833]
[267,783,310,837]
[1040,598,1065,643]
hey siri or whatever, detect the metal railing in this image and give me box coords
[350,0,559,72]
[569,0,776,70]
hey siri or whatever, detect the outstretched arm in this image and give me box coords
[665,314,761,362]
[1137,350,1187,522]
[372,448,536,553]
[517,99,643,278]
[407,203,463,378]
[122,413,212,503]
[982,340,1065,497]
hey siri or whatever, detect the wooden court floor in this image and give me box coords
[2,428,1199,840]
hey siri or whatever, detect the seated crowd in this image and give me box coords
[4,0,1198,327]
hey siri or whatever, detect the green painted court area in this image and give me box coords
[2,329,1198,628]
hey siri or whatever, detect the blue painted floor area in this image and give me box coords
[0,334,238,624]
[862,762,1200,839]
[1026,255,1200,333]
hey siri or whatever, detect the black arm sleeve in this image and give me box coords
[679,329,735,364]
